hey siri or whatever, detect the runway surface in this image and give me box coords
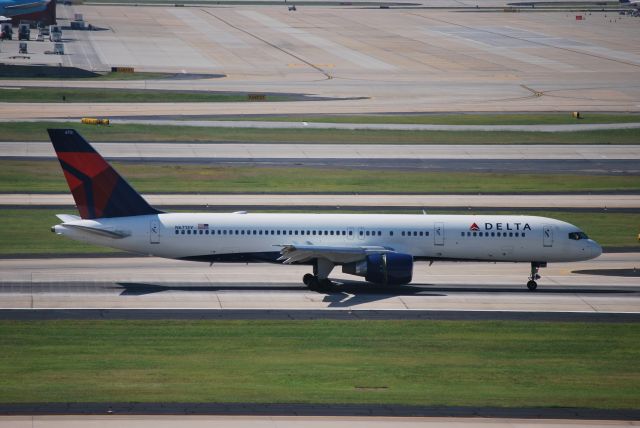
[4,118,640,132]
[3,193,639,209]
[2,143,638,160]
[1,254,638,313]
[2,415,639,428]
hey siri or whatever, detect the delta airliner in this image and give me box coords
[49,129,602,291]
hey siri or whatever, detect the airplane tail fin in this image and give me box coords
[47,129,161,219]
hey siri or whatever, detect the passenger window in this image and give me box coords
[390,231,394,236]
[349,231,353,236]
[473,232,477,237]
[509,232,513,237]
[461,232,464,237]
[479,232,483,237]
[491,232,495,237]
[366,231,370,236]
[175,230,179,235]
[330,231,334,236]
[466,232,470,236]
[515,232,519,237]
[401,231,405,236]
[522,233,526,237]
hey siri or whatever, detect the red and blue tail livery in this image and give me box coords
[47,129,160,219]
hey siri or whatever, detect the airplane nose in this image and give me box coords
[591,241,603,258]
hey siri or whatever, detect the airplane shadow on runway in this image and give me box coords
[116,282,303,296]
[116,281,447,307]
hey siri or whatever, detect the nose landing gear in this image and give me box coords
[527,262,546,291]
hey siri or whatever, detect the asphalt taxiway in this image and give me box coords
[2,193,639,209]
[2,415,639,428]
[1,254,638,314]
[2,143,638,160]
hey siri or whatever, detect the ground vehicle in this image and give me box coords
[18,22,28,39]
[0,22,12,39]
[48,23,60,41]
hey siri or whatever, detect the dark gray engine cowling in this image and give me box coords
[342,253,413,285]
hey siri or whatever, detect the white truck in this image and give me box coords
[49,25,62,42]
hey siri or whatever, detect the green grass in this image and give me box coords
[1,159,639,194]
[1,122,639,144]
[220,113,640,125]
[1,208,637,255]
[0,320,638,408]
[0,87,289,103]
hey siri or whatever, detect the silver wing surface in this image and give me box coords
[276,244,392,265]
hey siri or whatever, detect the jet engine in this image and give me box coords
[342,252,413,285]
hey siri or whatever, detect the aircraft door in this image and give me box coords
[543,225,553,247]
[357,227,365,240]
[434,222,444,246]
[150,219,160,244]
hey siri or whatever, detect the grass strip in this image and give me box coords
[0,122,639,144]
[1,209,637,255]
[1,160,639,194]
[219,113,640,125]
[0,87,291,103]
[0,320,638,408]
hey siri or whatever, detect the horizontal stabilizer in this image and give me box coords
[62,223,130,239]
[56,214,80,222]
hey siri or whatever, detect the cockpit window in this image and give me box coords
[568,231,589,240]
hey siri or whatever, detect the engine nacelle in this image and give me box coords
[342,252,413,285]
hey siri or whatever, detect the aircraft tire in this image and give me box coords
[527,280,538,291]
[303,273,314,286]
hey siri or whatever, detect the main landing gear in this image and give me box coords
[303,273,332,290]
[527,262,546,291]
[303,259,335,291]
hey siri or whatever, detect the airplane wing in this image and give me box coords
[276,244,393,264]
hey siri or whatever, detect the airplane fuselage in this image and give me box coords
[54,213,601,265]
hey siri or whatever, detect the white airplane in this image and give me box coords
[49,129,602,291]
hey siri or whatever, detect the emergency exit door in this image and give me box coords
[150,220,160,244]
[434,222,444,246]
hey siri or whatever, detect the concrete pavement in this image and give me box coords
[2,193,639,209]
[2,143,638,160]
[1,254,638,312]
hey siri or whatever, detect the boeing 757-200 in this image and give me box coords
[48,129,602,291]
